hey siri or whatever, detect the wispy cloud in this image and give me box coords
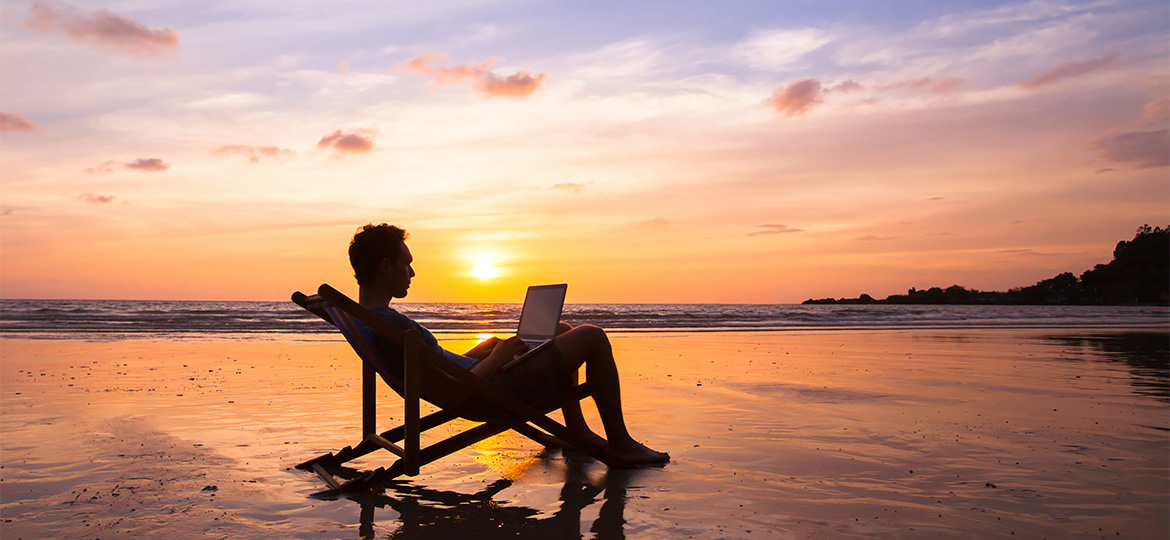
[214,145,295,163]
[737,28,833,71]
[398,51,547,98]
[751,224,803,236]
[1021,50,1119,89]
[829,80,864,93]
[855,235,903,241]
[317,129,376,156]
[551,182,587,193]
[125,158,169,172]
[0,112,37,132]
[639,217,670,227]
[881,77,964,93]
[85,159,115,174]
[24,0,179,56]
[766,79,823,117]
[995,248,1080,257]
[79,193,116,204]
[1088,129,1169,168]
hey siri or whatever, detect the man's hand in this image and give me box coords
[469,336,530,380]
[485,336,529,364]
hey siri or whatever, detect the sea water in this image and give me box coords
[1,299,1167,339]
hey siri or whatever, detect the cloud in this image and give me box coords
[336,60,351,74]
[751,224,803,236]
[79,193,116,204]
[24,0,179,56]
[472,71,547,98]
[828,80,864,93]
[907,77,963,93]
[879,77,964,93]
[638,218,670,227]
[738,28,833,71]
[766,79,823,117]
[855,235,903,241]
[1088,129,1169,168]
[317,129,376,156]
[125,158,169,172]
[1021,50,1119,89]
[0,112,37,132]
[398,51,547,98]
[214,145,295,163]
[1144,96,1169,123]
[551,182,587,193]
[85,159,115,173]
[994,249,1075,257]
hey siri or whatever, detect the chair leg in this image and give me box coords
[362,363,376,437]
[403,330,421,476]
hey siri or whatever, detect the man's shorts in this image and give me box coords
[459,343,575,420]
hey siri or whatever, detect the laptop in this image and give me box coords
[502,284,567,370]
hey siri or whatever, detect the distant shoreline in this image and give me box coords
[806,225,1169,306]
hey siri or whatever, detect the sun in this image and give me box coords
[469,253,501,280]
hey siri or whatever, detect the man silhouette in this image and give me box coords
[349,223,668,465]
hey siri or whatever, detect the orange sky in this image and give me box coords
[1,1,1167,303]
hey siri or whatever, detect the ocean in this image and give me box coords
[0,299,1166,339]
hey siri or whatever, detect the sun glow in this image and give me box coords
[469,253,501,280]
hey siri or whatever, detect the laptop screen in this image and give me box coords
[516,284,567,339]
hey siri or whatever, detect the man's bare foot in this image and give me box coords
[609,439,670,466]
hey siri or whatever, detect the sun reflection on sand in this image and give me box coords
[465,426,547,481]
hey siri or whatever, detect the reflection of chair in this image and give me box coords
[348,460,640,539]
[292,284,630,496]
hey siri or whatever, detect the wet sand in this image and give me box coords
[1,329,1167,539]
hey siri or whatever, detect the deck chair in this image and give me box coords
[292,284,631,496]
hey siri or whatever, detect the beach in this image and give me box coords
[1,328,1167,539]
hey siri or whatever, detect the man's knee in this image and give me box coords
[574,324,609,348]
[556,322,573,335]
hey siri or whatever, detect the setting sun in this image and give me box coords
[469,253,501,280]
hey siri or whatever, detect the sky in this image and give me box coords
[1,0,1167,303]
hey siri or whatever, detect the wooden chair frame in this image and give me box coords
[292,284,630,496]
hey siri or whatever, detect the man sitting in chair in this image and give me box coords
[349,223,669,466]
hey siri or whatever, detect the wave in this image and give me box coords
[0,300,1166,340]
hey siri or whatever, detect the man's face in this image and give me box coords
[384,242,415,299]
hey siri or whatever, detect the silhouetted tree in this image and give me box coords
[803,225,1169,305]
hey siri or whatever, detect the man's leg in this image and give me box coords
[554,323,606,445]
[555,325,668,465]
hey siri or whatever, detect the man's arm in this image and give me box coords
[463,337,500,361]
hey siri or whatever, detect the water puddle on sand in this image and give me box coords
[1,330,1167,539]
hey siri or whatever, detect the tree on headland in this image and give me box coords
[1075,224,1169,304]
[804,225,1169,305]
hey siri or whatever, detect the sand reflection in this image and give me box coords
[337,461,642,539]
[2,330,1167,538]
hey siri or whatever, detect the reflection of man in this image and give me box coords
[350,223,668,465]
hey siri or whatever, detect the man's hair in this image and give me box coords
[349,223,409,286]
